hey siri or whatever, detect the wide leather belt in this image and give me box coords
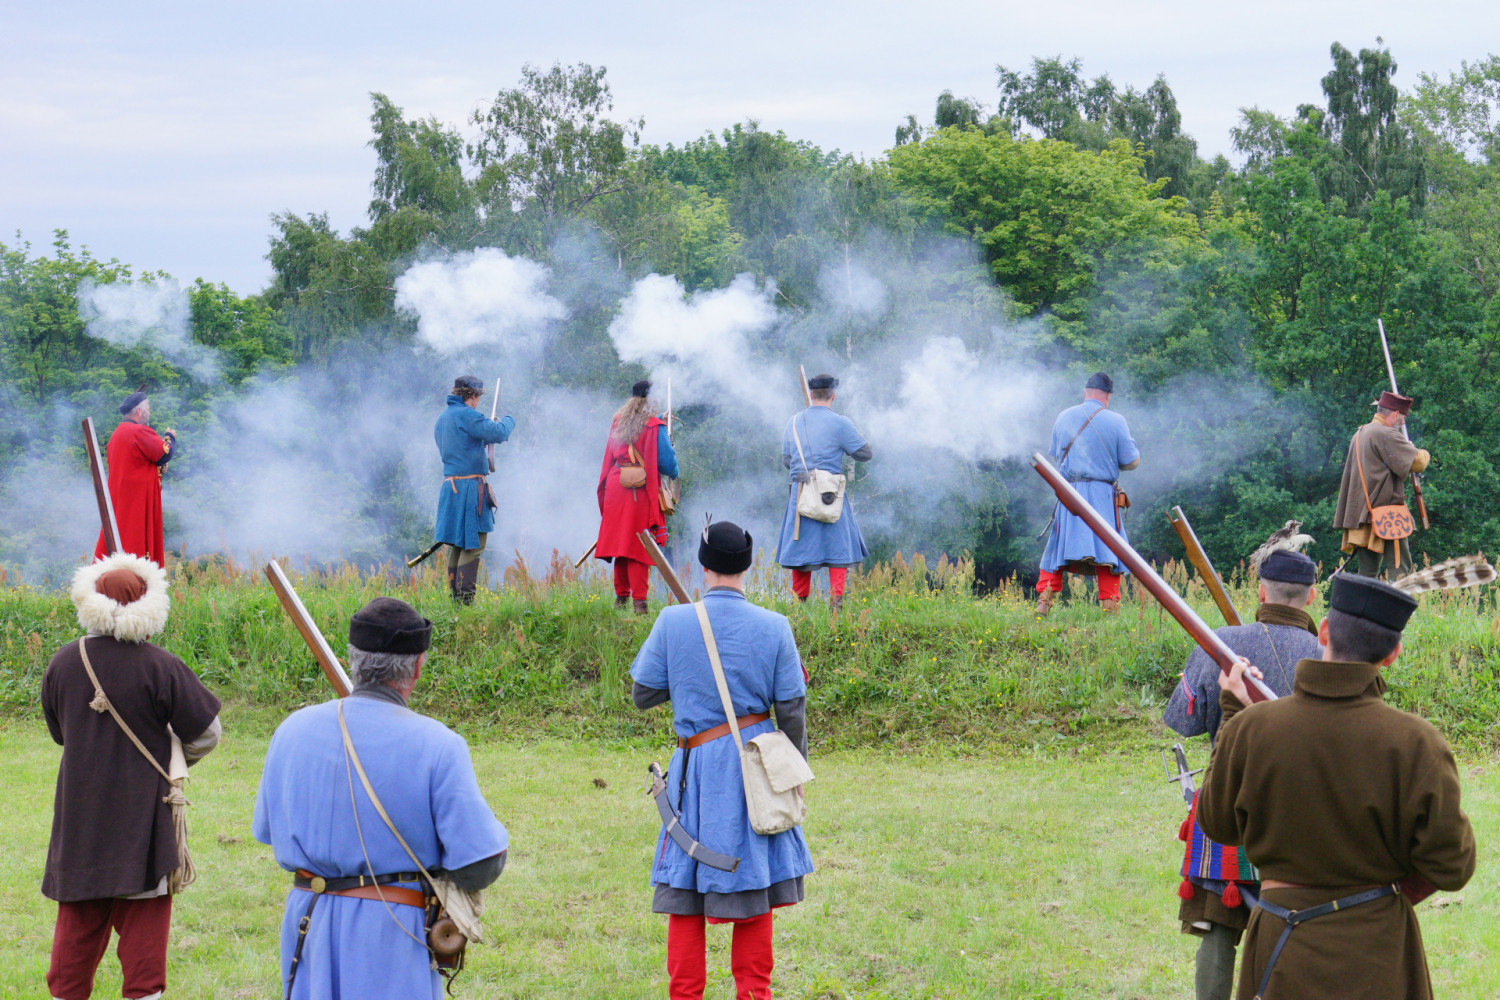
[678,712,769,749]
[293,869,426,909]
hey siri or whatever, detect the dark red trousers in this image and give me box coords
[48,895,172,1000]
[790,567,846,600]
[614,557,651,599]
[667,912,774,999]
[1036,566,1120,601]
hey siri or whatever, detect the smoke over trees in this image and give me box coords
[3,45,1500,586]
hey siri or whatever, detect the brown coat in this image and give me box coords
[1199,659,1475,999]
[1333,418,1430,531]
[41,636,220,901]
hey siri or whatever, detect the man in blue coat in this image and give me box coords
[775,374,872,610]
[253,597,508,1000]
[433,375,515,603]
[632,521,814,1000]
[1036,372,1140,615]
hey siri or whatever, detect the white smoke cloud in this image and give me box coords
[77,277,220,382]
[394,248,567,358]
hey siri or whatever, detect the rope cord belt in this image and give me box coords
[1251,884,1399,1000]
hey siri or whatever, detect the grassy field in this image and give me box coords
[1,711,1494,999]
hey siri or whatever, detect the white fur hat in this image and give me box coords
[71,553,170,642]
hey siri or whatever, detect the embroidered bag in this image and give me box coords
[1355,427,1415,547]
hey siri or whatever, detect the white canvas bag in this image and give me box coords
[692,602,814,836]
[791,415,846,525]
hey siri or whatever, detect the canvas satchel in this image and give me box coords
[77,637,196,893]
[692,602,814,836]
[1355,427,1415,547]
[790,415,846,525]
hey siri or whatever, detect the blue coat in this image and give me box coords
[1038,400,1140,574]
[252,693,508,1000]
[774,407,870,569]
[433,395,514,549]
[630,590,814,895]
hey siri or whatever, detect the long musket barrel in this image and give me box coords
[1167,506,1241,626]
[1378,319,1429,529]
[1031,453,1276,703]
[636,530,693,605]
[666,379,673,438]
[406,541,444,569]
[487,376,501,473]
[83,418,121,556]
[264,560,353,697]
[798,365,812,408]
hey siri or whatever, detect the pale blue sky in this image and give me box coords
[3,1,1495,294]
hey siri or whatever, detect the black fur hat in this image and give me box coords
[699,520,753,575]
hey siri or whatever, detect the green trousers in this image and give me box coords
[1353,537,1411,580]
[1195,921,1239,1000]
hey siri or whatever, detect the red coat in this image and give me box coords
[94,421,170,566]
[595,417,665,563]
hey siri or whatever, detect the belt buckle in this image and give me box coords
[309,875,327,894]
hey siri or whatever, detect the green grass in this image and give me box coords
[2,711,1495,999]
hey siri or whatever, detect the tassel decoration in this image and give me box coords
[1178,878,1196,901]
[1221,882,1242,908]
[1178,815,1192,842]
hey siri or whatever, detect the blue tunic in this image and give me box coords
[774,407,870,569]
[433,395,514,549]
[630,590,814,896]
[252,693,508,1000]
[1038,400,1140,574]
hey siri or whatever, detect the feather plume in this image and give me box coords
[1394,555,1497,596]
[1248,519,1316,574]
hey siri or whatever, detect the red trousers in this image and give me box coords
[614,557,651,599]
[1036,566,1120,600]
[667,912,774,1000]
[48,895,172,1000]
[790,567,846,600]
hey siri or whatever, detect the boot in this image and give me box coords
[1099,597,1120,613]
[1035,591,1056,617]
[615,594,630,609]
[455,561,480,606]
[446,564,459,601]
[633,598,649,616]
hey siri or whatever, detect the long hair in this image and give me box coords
[610,395,654,446]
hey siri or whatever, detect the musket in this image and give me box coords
[1378,319,1429,529]
[666,378,673,438]
[406,541,444,569]
[1167,506,1241,626]
[486,376,501,474]
[1032,453,1277,703]
[263,560,353,697]
[798,365,812,408]
[636,529,692,605]
[83,417,121,556]
[574,541,598,569]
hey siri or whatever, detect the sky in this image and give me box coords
[3,1,1497,295]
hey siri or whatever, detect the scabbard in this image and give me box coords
[647,769,739,873]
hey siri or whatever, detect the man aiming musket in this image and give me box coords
[92,389,178,566]
[433,375,515,603]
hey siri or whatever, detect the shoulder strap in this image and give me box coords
[78,637,173,785]
[790,415,811,475]
[336,700,442,887]
[1058,404,1105,465]
[1354,426,1376,516]
[693,602,745,754]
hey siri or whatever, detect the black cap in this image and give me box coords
[118,391,148,415]
[1085,372,1113,393]
[453,375,483,393]
[348,597,433,655]
[631,379,652,398]
[807,374,838,391]
[1328,574,1417,633]
[699,520,753,575]
[1259,550,1316,586]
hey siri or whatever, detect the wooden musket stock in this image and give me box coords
[83,418,121,556]
[574,541,598,569]
[1167,506,1242,626]
[264,560,353,697]
[636,530,692,605]
[798,365,812,408]
[1031,453,1275,703]
[406,541,444,569]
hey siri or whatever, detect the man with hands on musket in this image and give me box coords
[1199,574,1474,1000]
[1334,390,1429,579]
[93,388,178,567]
[433,375,515,603]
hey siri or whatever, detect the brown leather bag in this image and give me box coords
[1356,427,1415,543]
[618,445,647,489]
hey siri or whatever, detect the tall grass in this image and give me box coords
[3,552,1498,748]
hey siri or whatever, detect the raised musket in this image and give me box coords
[798,364,812,408]
[1031,453,1276,703]
[83,417,121,556]
[636,530,692,605]
[486,375,501,473]
[1378,319,1429,529]
[1167,506,1242,626]
[264,560,353,697]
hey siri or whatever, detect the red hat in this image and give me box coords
[1376,391,1413,415]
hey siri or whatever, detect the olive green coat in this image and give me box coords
[1199,659,1475,999]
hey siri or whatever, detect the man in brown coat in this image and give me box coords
[1199,573,1475,1000]
[1333,390,1430,578]
[42,553,221,1000]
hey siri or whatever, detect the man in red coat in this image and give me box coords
[595,380,679,614]
[94,391,177,566]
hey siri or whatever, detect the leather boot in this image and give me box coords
[1099,597,1120,613]
[633,598,649,616]
[615,595,630,609]
[1035,591,1056,617]
[456,561,480,606]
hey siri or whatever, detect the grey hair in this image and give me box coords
[348,646,422,687]
[1262,580,1312,607]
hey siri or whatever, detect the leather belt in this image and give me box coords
[678,712,770,749]
[293,869,427,909]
